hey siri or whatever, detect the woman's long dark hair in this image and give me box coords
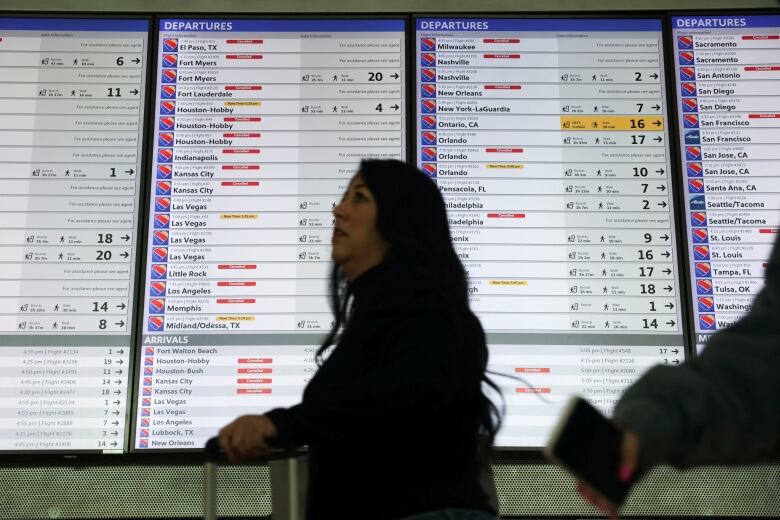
[317,159,502,443]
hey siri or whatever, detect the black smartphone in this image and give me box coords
[544,396,632,509]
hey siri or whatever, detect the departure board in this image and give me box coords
[135,18,406,450]
[0,18,149,452]
[415,18,686,447]
[671,14,780,352]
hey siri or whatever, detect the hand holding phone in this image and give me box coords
[545,397,638,513]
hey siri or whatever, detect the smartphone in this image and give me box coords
[544,396,632,509]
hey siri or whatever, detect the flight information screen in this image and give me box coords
[0,18,149,452]
[135,18,406,450]
[671,14,780,352]
[415,17,687,447]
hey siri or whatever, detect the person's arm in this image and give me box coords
[266,314,463,446]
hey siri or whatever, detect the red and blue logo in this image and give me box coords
[149,299,165,314]
[697,296,715,312]
[421,115,436,129]
[143,367,153,376]
[421,147,437,162]
[421,131,437,145]
[686,146,701,161]
[162,54,178,68]
[421,84,437,98]
[159,117,175,131]
[693,245,710,260]
[156,164,172,179]
[158,133,174,147]
[151,264,167,279]
[684,114,699,128]
[160,101,175,114]
[678,51,695,65]
[148,316,165,331]
[161,69,177,83]
[154,213,170,229]
[682,98,698,112]
[153,230,169,245]
[692,228,709,243]
[680,67,696,81]
[421,38,436,51]
[161,85,176,99]
[421,163,437,177]
[695,262,711,277]
[150,281,166,296]
[687,162,703,177]
[688,178,704,193]
[696,279,713,294]
[141,418,150,427]
[421,68,436,82]
[155,197,171,212]
[163,39,178,52]
[421,53,436,67]
[690,212,707,226]
[699,314,716,330]
[678,35,693,49]
[681,82,697,97]
[142,398,152,407]
[158,149,173,163]
[421,100,436,113]
[152,248,168,263]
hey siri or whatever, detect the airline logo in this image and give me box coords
[155,197,171,212]
[682,98,698,112]
[421,38,436,51]
[141,418,150,427]
[699,314,716,330]
[140,428,149,437]
[148,316,165,331]
[680,67,696,81]
[142,387,151,396]
[678,35,693,49]
[152,247,168,262]
[421,115,436,129]
[685,130,701,145]
[158,149,173,163]
[697,296,715,312]
[421,131,437,145]
[150,281,167,296]
[679,51,695,65]
[154,214,170,228]
[692,228,709,243]
[695,262,711,277]
[161,69,177,83]
[142,398,151,407]
[684,114,699,128]
[421,100,436,113]
[153,230,169,245]
[139,439,148,448]
[143,376,153,386]
[421,84,437,98]
[690,212,707,226]
[162,54,178,68]
[421,147,437,162]
[160,101,175,114]
[688,178,704,193]
[145,347,154,356]
[693,245,710,260]
[681,82,697,97]
[696,279,713,294]
[156,164,172,179]
[689,195,706,210]
[686,146,701,160]
[159,117,175,131]
[421,53,436,67]
[161,85,176,99]
[421,163,437,177]
[149,299,165,314]
[151,264,167,279]
[158,133,174,147]
[421,68,436,82]
[144,367,153,376]
[163,39,178,52]
[687,162,703,177]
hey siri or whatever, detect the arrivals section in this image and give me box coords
[415,18,686,446]
[671,15,780,351]
[0,18,149,451]
[135,18,406,449]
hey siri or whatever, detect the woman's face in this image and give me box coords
[331,173,390,280]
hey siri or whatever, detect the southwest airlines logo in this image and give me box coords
[688,178,705,193]
[695,262,711,277]
[151,264,167,279]
[421,84,436,98]
[160,101,175,114]
[696,279,713,294]
[697,296,714,312]
[421,53,436,67]
[421,68,436,82]
[150,281,166,296]
[690,212,707,226]
[421,38,436,51]
[155,197,171,212]
[699,314,716,330]
[421,163,437,177]
[158,133,174,146]
[692,228,709,243]
[421,131,436,145]
[161,85,176,99]
[684,114,699,128]
[148,316,165,331]
[682,98,698,112]
[159,117,175,130]
[681,82,697,97]
[163,39,178,52]
[686,146,702,161]
[161,69,177,83]
[680,67,696,81]
[421,100,436,113]
[158,149,173,163]
[679,51,695,65]
[157,165,172,179]
[421,148,437,162]
[162,54,177,68]
[149,299,165,314]
[153,230,169,245]
[421,115,436,129]
[154,214,170,228]
[693,245,710,260]
[152,248,168,262]
[678,35,693,49]
[687,163,703,177]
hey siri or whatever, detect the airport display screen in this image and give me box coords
[415,17,687,447]
[134,18,406,450]
[670,14,780,352]
[0,17,150,452]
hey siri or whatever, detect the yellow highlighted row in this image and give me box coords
[485,164,524,169]
[226,101,261,106]
[489,280,528,286]
[217,316,256,321]
[221,213,259,219]
[560,116,664,131]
